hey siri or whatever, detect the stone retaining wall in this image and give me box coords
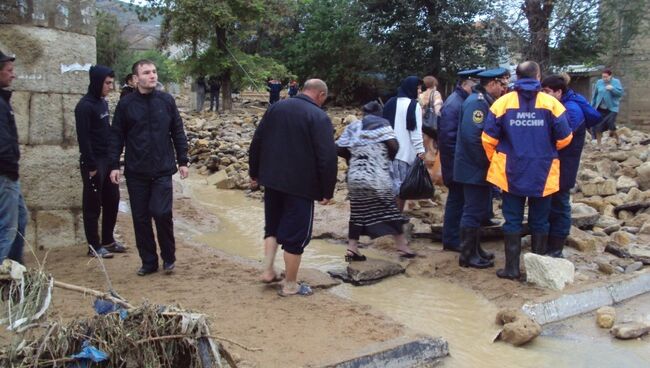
[0,0,96,249]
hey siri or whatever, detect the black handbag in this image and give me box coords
[422,90,438,138]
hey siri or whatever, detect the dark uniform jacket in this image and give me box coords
[249,94,337,201]
[0,89,19,180]
[558,89,588,191]
[437,86,470,186]
[109,89,189,179]
[75,65,113,171]
[453,84,495,186]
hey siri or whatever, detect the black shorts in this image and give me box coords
[264,188,314,255]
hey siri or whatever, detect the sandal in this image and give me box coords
[345,249,367,262]
[278,283,313,297]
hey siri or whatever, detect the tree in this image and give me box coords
[138,0,288,110]
[275,0,382,103]
[96,11,131,71]
[358,0,490,88]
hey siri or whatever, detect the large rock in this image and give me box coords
[571,203,600,229]
[581,179,617,197]
[0,0,96,36]
[20,145,81,210]
[567,226,598,252]
[35,210,79,248]
[596,215,619,229]
[29,93,64,145]
[329,258,405,286]
[495,309,542,346]
[524,253,575,290]
[616,176,639,193]
[610,231,634,246]
[610,322,650,340]
[637,162,650,190]
[0,25,96,94]
[596,306,616,329]
[207,170,235,189]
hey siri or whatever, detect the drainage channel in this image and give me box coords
[187,182,650,368]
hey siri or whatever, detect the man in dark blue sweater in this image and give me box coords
[249,79,337,296]
[0,50,27,264]
[75,65,126,259]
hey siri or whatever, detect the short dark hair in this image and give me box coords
[516,61,540,79]
[602,68,612,76]
[131,59,155,75]
[541,74,567,93]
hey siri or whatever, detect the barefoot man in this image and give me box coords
[249,79,337,296]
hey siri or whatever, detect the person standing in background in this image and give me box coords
[591,68,623,145]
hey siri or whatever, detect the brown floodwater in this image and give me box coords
[185,179,650,368]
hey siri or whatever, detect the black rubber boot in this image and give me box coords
[497,232,521,280]
[459,228,493,269]
[531,233,548,255]
[546,236,566,258]
[477,240,494,260]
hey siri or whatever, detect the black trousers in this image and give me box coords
[80,158,119,249]
[126,175,175,269]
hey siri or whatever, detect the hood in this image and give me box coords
[562,88,586,104]
[87,65,113,99]
[397,76,420,99]
[514,78,541,100]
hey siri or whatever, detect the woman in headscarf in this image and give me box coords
[383,76,426,212]
[337,102,416,260]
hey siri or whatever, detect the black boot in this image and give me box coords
[531,233,548,255]
[477,237,494,260]
[459,228,493,268]
[497,232,521,280]
[546,236,566,258]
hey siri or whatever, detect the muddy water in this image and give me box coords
[187,182,650,368]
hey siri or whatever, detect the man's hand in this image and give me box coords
[179,166,189,179]
[319,198,331,205]
[89,170,97,177]
[109,170,121,184]
[250,178,259,190]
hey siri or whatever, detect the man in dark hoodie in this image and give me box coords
[0,50,27,264]
[75,65,127,259]
[109,59,189,276]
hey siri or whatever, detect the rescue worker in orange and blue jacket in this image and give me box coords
[453,68,510,269]
[481,61,573,280]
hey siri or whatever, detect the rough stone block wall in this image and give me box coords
[0,0,96,250]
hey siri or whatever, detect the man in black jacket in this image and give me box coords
[75,65,126,259]
[0,50,27,264]
[109,59,189,276]
[249,79,337,296]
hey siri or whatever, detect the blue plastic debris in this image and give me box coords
[71,340,109,362]
[93,299,120,315]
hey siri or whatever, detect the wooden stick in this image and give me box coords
[53,281,134,309]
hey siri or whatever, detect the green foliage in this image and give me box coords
[276,0,382,103]
[96,11,130,71]
[358,0,489,87]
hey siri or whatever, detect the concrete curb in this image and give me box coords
[522,271,650,325]
[317,335,449,368]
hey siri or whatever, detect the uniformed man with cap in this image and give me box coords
[453,67,509,268]
[438,69,481,253]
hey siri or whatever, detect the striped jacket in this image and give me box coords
[481,79,573,197]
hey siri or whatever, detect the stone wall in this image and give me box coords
[616,3,650,128]
[0,0,96,249]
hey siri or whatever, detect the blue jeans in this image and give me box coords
[442,181,464,246]
[0,175,28,263]
[460,184,490,228]
[549,189,571,238]
[502,192,550,234]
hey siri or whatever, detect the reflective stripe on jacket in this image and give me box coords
[481,79,573,197]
